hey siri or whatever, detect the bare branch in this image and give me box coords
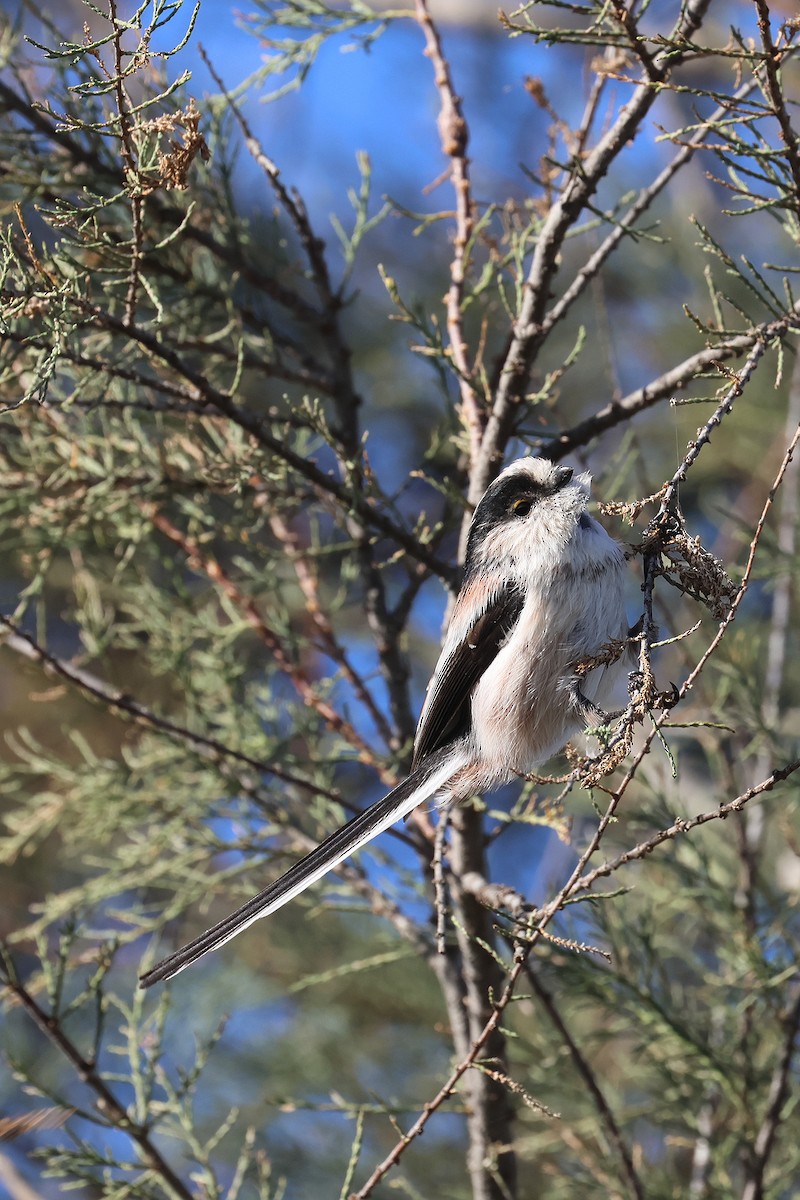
[541,311,799,460]
[415,0,484,461]
[571,758,800,898]
[523,963,645,1200]
[741,984,800,1200]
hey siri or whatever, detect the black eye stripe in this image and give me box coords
[464,466,572,566]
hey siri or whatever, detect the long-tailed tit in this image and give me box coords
[140,457,628,987]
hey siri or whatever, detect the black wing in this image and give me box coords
[412,578,524,768]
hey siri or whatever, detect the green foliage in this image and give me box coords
[1,1,799,1199]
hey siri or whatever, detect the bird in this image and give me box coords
[140,456,629,987]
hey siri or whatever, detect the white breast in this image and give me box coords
[470,518,627,778]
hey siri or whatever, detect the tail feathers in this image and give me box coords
[139,747,462,988]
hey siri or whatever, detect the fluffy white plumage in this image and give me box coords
[439,457,629,784]
[140,457,628,987]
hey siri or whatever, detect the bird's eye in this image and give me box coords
[511,497,532,518]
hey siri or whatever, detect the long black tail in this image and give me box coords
[139,747,462,987]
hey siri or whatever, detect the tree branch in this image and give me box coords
[523,963,645,1200]
[754,0,800,214]
[0,613,333,799]
[540,312,800,460]
[474,0,714,498]
[415,0,484,461]
[740,984,800,1200]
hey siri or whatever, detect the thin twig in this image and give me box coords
[353,759,638,1198]
[583,409,800,835]
[0,620,432,951]
[537,76,763,349]
[0,614,333,799]
[663,409,800,700]
[145,505,398,784]
[570,758,800,898]
[108,0,144,325]
[523,963,645,1200]
[740,984,800,1200]
[754,0,800,214]
[198,44,360,449]
[350,936,529,1199]
[758,358,800,755]
[58,296,453,582]
[0,73,326,329]
[269,512,395,749]
[0,957,194,1200]
[654,316,795,523]
[541,307,800,461]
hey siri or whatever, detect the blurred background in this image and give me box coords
[1,0,799,1197]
